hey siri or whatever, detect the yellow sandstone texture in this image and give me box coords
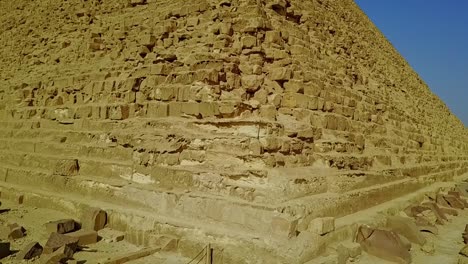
[0,0,467,262]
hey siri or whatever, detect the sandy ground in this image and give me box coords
[0,199,190,264]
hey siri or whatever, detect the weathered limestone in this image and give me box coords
[45,219,77,234]
[0,0,466,263]
[16,242,43,260]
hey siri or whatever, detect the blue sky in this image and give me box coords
[355,0,468,127]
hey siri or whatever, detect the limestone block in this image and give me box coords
[241,36,257,49]
[43,233,79,254]
[8,226,25,239]
[356,225,411,264]
[138,33,156,48]
[444,195,465,209]
[65,230,98,246]
[264,47,289,60]
[45,219,77,234]
[150,64,172,75]
[259,105,277,120]
[109,105,130,120]
[154,86,177,101]
[270,215,298,238]
[386,216,426,245]
[181,102,200,116]
[269,67,292,81]
[199,102,219,118]
[436,194,451,207]
[168,102,183,116]
[304,83,322,97]
[16,242,43,260]
[54,159,79,176]
[241,74,264,92]
[226,72,241,90]
[281,93,309,108]
[265,31,283,45]
[309,217,335,235]
[268,93,282,107]
[218,102,237,116]
[284,80,303,93]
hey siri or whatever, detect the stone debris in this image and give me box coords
[45,219,77,234]
[440,206,459,216]
[41,245,75,264]
[8,225,25,240]
[43,232,79,254]
[436,193,451,208]
[16,241,43,260]
[386,216,426,245]
[422,202,448,224]
[444,195,465,209]
[356,225,411,264]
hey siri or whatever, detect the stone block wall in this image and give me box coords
[0,0,467,262]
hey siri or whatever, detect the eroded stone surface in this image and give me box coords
[0,0,466,263]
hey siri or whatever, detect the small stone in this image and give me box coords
[309,217,335,235]
[8,226,25,240]
[16,242,43,260]
[421,241,435,255]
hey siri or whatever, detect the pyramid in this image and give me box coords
[0,0,467,262]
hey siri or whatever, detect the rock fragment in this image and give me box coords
[43,232,79,254]
[16,241,43,260]
[8,226,25,240]
[386,216,426,245]
[356,225,411,264]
